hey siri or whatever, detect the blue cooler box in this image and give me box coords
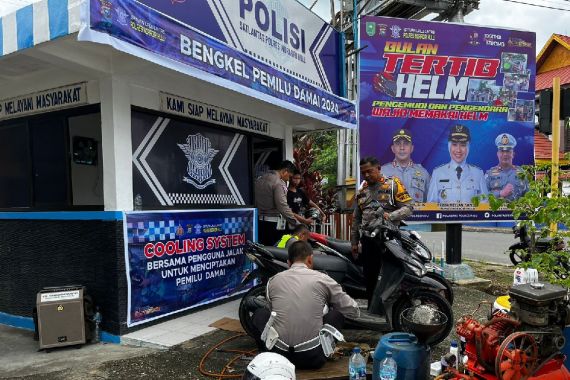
[373,333,430,380]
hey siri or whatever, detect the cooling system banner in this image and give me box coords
[124,209,255,327]
[359,17,536,222]
[84,0,356,127]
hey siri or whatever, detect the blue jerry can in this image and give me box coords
[372,332,430,380]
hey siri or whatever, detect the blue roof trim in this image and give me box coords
[0,211,124,221]
[16,5,34,51]
[48,0,69,39]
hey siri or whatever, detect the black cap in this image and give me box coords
[448,124,470,143]
[392,128,412,142]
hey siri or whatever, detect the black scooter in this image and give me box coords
[238,215,454,346]
[509,224,562,265]
[309,231,454,305]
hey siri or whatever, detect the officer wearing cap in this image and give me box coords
[427,124,488,203]
[485,133,529,201]
[381,128,430,202]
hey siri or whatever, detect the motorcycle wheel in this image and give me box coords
[553,255,570,280]
[238,284,267,338]
[392,290,453,347]
[509,249,530,266]
[424,272,454,305]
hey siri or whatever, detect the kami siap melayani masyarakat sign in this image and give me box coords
[359,17,536,222]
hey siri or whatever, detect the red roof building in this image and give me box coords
[534,129,566,163]
[535,34,570,164]
[536,34,570,91]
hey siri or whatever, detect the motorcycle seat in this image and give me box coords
[264,246,348,282]
[324,237,352,256]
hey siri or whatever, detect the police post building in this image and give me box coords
[0,0,355,338]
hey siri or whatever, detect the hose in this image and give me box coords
[198,333,258,379]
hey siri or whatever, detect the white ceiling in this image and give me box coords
[0,0,39,17]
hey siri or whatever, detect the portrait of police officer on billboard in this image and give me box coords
[381,128,430,202]
[427,124,488,203]
[485,133,529,201]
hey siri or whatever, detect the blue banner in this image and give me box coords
[87,0,356,126]
[124,209,255,326]
[359,17,536,222]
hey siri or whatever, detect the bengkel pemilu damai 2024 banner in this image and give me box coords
[359,16,536,222]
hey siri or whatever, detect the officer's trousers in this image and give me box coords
[361,237,384,306]
[251,307,345,370]
[258,220,283,246]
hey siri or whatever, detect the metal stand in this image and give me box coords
[443,224,475,281]
[446,224,462,265]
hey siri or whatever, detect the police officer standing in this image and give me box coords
[351,156,413,308]
[485,133,529,201]
[427,125,488,203]
[381,128,430,202]
[255,161,310,245]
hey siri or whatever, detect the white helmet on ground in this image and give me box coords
[242,352,296,380]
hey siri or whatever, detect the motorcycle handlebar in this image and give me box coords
[246,240,275,259]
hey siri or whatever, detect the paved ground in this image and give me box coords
[1,286,497,380]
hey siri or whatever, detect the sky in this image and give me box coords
[0,0,567,54]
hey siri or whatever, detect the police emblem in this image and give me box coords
[440,189,447,200]
[501,134,509,145]
[366,22,376,37]
[415,170,422,177]
[115,7,129,26]
[176,224,184,236]
[178,134,219,189]
[390,25,401,38]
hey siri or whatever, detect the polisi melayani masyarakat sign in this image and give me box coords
[0,83,87,120]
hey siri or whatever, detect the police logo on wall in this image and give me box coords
[132,112,251,207]
[178,134,219,189]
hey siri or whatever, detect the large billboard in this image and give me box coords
[81,0,356,128]
[124,209,255,326]
[359,17,536,222]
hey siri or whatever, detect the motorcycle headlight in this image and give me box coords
[409,263,427,277]
[414,245,431,261]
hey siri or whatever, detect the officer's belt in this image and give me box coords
[274,335,321,353]
[259,215,280,223]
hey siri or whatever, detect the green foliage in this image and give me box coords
[485,164,570,287]
[292,134,336,212]
[306,130,338,189]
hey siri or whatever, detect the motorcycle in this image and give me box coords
[509,224,570,279]
[509,224,563,265]
[309,231,454,305]
[238,213,454,347]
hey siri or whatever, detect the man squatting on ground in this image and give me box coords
[252,241,360,370]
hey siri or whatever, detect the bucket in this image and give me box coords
[372,332,430,380]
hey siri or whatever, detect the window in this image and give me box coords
[0,106,102,210]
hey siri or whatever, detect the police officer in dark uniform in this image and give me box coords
[351,156,413,308]
[381,128,430,202]
[485,133,529,201]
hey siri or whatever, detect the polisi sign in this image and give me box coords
[134,0,343,94]
[239,0,306,53]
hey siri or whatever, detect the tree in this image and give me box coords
[476,164,570,287]
[293,133,337,212]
